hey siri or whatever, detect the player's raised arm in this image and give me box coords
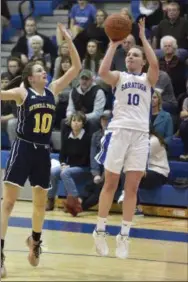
[98,41,121,88]
[1,87,26,105]
[50,23,82,96]
[139,18,159,87]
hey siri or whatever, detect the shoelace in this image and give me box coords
[33,240,42,258]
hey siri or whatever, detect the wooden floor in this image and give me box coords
[2,201,188,281]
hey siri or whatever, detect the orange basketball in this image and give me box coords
[104,13,132,42]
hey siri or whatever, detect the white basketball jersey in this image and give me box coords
[108,72,153,132]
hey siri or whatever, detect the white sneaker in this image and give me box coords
[92,229,109,256]
[115,234,129,259]
[118,191,125,204]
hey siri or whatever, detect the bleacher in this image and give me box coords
[1,0,188,219]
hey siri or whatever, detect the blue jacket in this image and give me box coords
[153,109,174,145]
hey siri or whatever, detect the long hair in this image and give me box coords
[149,124,167,149]
[58,56,72,79]
[84,40,103,73]
[22,61,36,89]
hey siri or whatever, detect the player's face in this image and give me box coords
[152,93,159,108]
[126,48,144,72]
[87,42,97,55]
[71,117,84,132]
[61,60,71,72]
[162,41,174,55]
[29,64,48,87]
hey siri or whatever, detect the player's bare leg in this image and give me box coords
[26,187,48,267]
[1,183,20,278]
[116,171,144,259]
[93,170,120,256]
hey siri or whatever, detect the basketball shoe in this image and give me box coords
[1,251,7,278]
[26,236,42,266]
[93,229,109,256]
[115,234,129,259]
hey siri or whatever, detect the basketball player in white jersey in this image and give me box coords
[93,18,159,259]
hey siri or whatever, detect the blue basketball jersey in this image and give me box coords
[16,87,56,144]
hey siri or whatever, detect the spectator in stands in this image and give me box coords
[155,70,177,113]
[82,40,103,77]
[158,35,187,98]
[70,0,96,39]
[179,96,188,161]
[1,0,10,29]
[1,72,18,146]
[73,9,109,60]
[120,7,142,46]
[46,112,91,212]
[53,41,70,80]
[11,17,57,64]
[151,89,173,144]
[152,2,188,49]
[29,35,52,73]
[53,56,78,129]
[7,56,23,80]
[66,69,106,135]
[111,35,136,71]
[71,110,112,213]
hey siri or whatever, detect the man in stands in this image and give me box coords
[152,2,188,50]
[11,17,57,63]
[66,69,106,135]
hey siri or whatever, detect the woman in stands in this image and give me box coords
[92,18,159,259]
[0,23,81,278]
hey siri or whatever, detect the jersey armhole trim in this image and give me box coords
[16,90,28,107]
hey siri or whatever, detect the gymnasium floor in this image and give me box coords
[2,201,188,281]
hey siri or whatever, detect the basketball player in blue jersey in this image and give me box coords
[1,24,82,278]
[93,18,159,259]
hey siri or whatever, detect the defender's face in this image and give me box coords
[29,64,47,87]
[126,48,144,72]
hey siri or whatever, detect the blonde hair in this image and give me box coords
[160,36,178,50]
[29,35,44,47]
[153,88,163,110]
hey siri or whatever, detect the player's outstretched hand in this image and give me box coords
[57,23,72,41]
[138,17,146,40]
[109,38,124,48]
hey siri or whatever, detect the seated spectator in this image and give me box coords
[11,17,57,65]
[1,0,10,29]
[120,7,142,46]
[66,69,106,135]
[82,40,103,77]
[151,89,173,144]
[155,70,178,114]
[53,56,78,129]
[1,72,18,145]
[70,0,96,39]
[158,35,186,98]
[111,35,136,71]
[29,35,52,73]
[53,40,70,80]
[179,96,188,160]
[7,56,23,80]
[73,9,109,60]
[152,2,188,49]
[70,110,112,213]
[46,112,91,211]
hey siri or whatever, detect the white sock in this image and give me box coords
[120,220,132,236]
[96,217,107,232]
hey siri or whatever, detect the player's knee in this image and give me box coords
[103,173,119,192]
[60,168,71,178]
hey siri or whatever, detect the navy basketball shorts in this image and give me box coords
[4,138,51,189]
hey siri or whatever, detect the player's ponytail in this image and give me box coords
[22,61,36,89]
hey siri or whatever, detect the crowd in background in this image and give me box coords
[1,0,188,215]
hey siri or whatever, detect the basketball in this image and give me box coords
[104,13,132,42]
